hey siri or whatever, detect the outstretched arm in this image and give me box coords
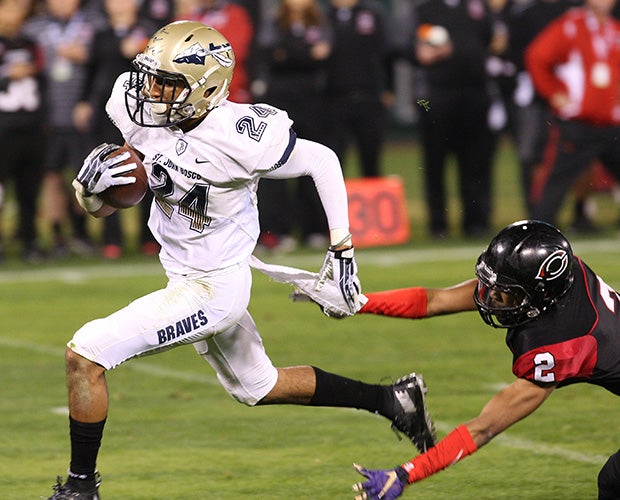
[359,279,478,319]
[466,377,555,446]
[352,378,555,499]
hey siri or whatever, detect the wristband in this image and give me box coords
[402,424,477,484]
[360,287,428,318]
[329,228,352,248]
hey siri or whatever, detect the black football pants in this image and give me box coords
[530,119,620,225]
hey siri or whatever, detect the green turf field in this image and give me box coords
[1,140,619,498]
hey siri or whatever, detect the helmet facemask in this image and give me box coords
[126,56,193,127]
[474,260,539,328]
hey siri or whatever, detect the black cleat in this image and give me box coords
[390,372,437,453]
[46,472,101,500]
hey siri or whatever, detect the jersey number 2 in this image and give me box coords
[533,352,555,383]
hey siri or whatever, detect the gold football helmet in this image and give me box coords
[125,21,235,127]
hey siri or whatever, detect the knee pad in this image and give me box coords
[216,373,259,407]
[193,340,260,407]
[69,319,104,355]
[598,451,620,500]
[67,318,114,369]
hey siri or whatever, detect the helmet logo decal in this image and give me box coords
[136,53,161,70]
[208,42,234,67]
[173,43,208,65]
[173,42,233,67]
[476,260,497,284]
[536,250,569,281]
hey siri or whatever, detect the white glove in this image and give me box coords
[73,184,104,213]
[289,287,368,319]
[248,255,367,319]
[315,246,362,315]
[74,143,136,195]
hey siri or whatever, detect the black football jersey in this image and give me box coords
[506,256,620,395]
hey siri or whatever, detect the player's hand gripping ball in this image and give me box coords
[98,145,148,209]
[74,143,148,209]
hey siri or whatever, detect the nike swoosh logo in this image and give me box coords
[195,159,211,164]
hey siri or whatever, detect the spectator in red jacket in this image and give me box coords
[526,0,620,229]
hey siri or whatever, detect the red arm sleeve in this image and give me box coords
[359,287,427,318]
[402,425,478,483]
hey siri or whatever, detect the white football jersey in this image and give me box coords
[106,72,296,277]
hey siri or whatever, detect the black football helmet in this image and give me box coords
[474,220,574,328]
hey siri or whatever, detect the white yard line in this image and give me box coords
[0,238,617,285]
[0,262,163,284]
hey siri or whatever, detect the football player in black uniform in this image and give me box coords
[351,220,620,500]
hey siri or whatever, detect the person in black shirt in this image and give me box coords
[410,0,494,239]
[254,0,331,251]
[352,219,620,499]
[325,0,392,179]
[0,0,45,262]
[22,0,105,257]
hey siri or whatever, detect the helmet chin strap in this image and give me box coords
[149,98,194,126]
[206,79,230,111]
[150,102,167,114]
[149,102,170,126]
[526,307,540,319]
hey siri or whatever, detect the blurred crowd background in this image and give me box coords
[1,0,619,264]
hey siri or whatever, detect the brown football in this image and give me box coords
[99,146,148,209]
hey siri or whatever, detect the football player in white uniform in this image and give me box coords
[46,21,435,499]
